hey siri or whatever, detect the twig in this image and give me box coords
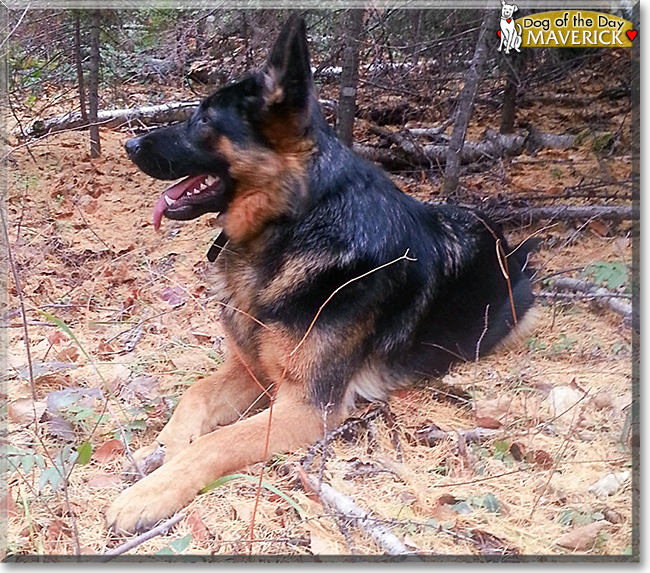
[0,5,30,50]
[61,479,81,556]
[531,216,599,280]
[123,309,148,352]
[529,427,575,521]
[101,512,185,559]
[291,250,415,357]
[535,291,631,301]
[297,467,414,556]
[73,199,111,250]
[1,206,37,403]
[301,406,385,470]
[412,426,500,446]
[472,305,490,417]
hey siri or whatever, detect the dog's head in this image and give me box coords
[125,15,315,234]
[500,0,518,19]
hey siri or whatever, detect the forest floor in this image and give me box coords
[2,48,635,558]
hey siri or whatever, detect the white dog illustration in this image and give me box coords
[497,0,522,54]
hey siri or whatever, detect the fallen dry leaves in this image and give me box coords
[92,439,124,464]
[555,521,608,551]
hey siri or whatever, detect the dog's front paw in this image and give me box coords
[106,466,199,534]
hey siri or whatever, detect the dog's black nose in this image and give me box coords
[125,137,141,159]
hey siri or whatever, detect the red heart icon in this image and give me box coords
[497,30,501,37]
[507,18,511,23]
[627,29,637,42]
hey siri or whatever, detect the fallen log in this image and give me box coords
[28,101,201,137]
[549,277,633,324]
[352,143,414,170]
[295,465,415,556]
[25,98,339,139]
[483,204,635,224]
[368,124,529,166]
[368,123,614,168]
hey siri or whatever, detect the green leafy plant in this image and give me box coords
[551,333,577,354]
[155,534,193,556]
[582,261,628,291]
[527,336,547,352]
[492,439,515,466]
[557,508,604,527]
[451,493,502,515]
[1,445,45,476]
[201,473,305,516]
[38,445,78,493]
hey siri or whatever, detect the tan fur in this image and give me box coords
[217,136,312,244]
[262,69,284,106]
[495,305,540,351]
[258,253,337,306]
[106,381,342,533]
[131,354,269,466]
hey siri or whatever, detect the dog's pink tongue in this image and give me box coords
[152,175,204,230]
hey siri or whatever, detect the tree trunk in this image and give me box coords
[500,58,521,134]
[410,10,423,67]
[73,11,87,123]
[336,9,364,147]
[500,9,527,135]
[442,9,498,196]
[88,9,101,158]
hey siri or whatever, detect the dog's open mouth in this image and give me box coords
[153,174,226,230]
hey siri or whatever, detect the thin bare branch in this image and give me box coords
[102,513,185,559]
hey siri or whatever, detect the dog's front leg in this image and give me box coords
[129,354,269,471]
[106,382,339,534]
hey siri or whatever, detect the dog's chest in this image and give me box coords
[211,252,263,350]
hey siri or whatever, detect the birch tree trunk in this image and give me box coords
[336,9,364,147]
[88,9,101,158]
[73,11,87,123]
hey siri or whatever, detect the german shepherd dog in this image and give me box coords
[107,15,536,533]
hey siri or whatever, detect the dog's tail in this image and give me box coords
[509,236,541,277]
[516,23,522,35]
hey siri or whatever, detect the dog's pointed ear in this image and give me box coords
[262,15,313,113]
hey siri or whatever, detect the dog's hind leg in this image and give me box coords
[106,382,340,534]
[130,354,270,469]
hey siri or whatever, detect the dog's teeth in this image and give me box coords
[164,195,174,206]
[206,176,216,186]
[199,183,207,191]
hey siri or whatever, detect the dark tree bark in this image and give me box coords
[73,11,87,123]
[500,56,522,134]
[500,9,527,134]
[88,9,101,158]
[410,10,423,67]
[336,9,364,147]
[442,9,498,196]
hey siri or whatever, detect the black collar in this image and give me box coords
[207,230,229,262]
